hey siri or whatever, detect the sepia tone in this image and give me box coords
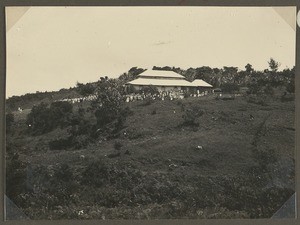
[4,6,297,220]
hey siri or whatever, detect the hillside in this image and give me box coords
[6,93,295,219]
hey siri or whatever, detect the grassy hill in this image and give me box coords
[6,93,295,219]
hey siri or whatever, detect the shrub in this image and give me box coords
[49,101,73,128]
[26,101,73,135]
[26,102,52,134]
[91,80,132,138]
[182,106,204,127]
[92,81,123,128]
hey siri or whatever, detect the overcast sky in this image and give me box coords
[6,7,296,97]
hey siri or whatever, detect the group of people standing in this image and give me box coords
[124,89,209,103]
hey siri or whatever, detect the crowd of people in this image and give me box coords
[57,95,97,104]
[56,89,211,105]
[124,89,210,103]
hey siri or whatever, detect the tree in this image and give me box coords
[220,83,239,94]
[91,78,129,135]
[26,101,73,134]
[49,101,73,128]
[76,82,95,97]
[194,66,213,80]
[118,67,146,84]
[245,63,254,74]
[268,58,280,72]
[222,67,238,84]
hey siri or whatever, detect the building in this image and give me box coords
[126,69,213,93]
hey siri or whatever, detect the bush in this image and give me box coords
[91,79,132,138]
[182,106,204,127]
[26,101,73,135]
[49,101,73,128]
[26,102,52,134]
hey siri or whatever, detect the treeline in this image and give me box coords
[6,58,295,111]
[115,58,295,95]
[151,59,295,94]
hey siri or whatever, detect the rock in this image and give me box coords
[196,145,203,150]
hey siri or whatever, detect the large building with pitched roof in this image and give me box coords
[126,69,213,92]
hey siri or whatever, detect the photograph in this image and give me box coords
[4,6,296,220]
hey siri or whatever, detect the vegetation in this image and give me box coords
[5,60,295,219]
[76,82,96,97]
[6,113,14,133]
[26,101,73,135]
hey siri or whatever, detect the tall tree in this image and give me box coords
[245,63,254,74]
[268,58,280,72]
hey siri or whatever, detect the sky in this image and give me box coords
[6,6,296,97]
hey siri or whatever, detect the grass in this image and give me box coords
[6,95,295,219]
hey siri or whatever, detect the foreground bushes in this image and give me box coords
[15,158,293,219]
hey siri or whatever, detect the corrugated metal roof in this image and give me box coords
[127,78,194,87]
[138,69,185,79]
[191,79,213,87]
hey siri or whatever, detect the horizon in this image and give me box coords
[6,64,294,99]
[6,6,296,97]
